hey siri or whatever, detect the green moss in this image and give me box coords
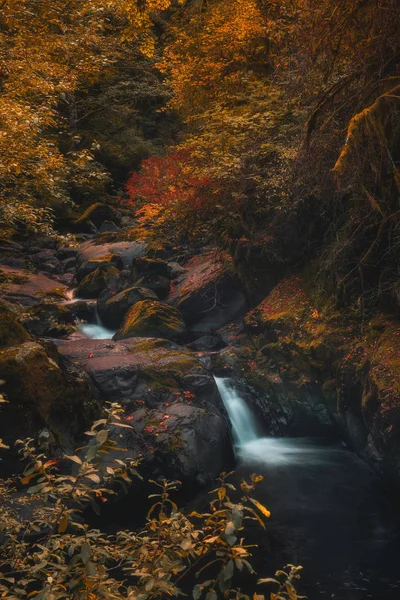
[0,312,30,348]
[114,300,186,342]
[75,265,120,299]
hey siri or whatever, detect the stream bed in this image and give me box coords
[215,377,400,599]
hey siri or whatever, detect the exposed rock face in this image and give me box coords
[168,251,247,334]
[75,265,121,299]
[0,341,99,447]
[98,286,158,329]
[76,239,147,272]
[113,300,187,343]
[0,267,68,306]
[239,275,400,479]
[57,337,231,484]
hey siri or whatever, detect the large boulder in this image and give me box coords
[0,267,68,307]
[75,265,120,299]
[113,300,187,343]
[57,337,231,485]
[130,257,171,299]
[0,341,99,447]
[76,239,147,272]
[74,203,119,233]
[57,337,216,405]
[76,254,123,283]
[168,251,247,334]
[98,286,157,329]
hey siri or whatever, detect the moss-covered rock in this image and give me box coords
[20,303,75,338]
[131,257,171,280]
[98,286,157,329]
[74,203,118,233]
[0,266,68,306]
[75,265,120,299]
[76,253,123,283]
[0,341,99,445]
[0,302,30,348]
[113,300,187,343]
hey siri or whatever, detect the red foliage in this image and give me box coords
[124,149,213,213]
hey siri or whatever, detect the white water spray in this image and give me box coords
[214,376,341,467]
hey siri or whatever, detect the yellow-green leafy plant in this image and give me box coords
[0,403,303,600]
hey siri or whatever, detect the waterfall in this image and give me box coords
[214,377,260,448]
[77,306,116,340]
[214,376,342,466]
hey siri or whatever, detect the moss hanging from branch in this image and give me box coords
[333,85,400,193]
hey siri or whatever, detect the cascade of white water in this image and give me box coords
[214,376,342,466]
[77,306,115,339]
[214,376,260,448]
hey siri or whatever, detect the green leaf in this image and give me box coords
[81,542,91,565]
[193,584,202,600]
[96,429,108,445]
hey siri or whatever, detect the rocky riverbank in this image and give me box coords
[1,206,400,491]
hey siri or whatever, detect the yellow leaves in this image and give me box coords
[58,514,68,533]
[248,497,271,519]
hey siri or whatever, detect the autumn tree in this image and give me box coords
[0,0,180,234]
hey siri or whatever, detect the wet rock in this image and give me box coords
[0,266,68,307]
[57,337,214,403]
[98,286,157,329]
[76,254,123,283]
[167,261,187,279]
[56,245,78,260]
[75,265,121,299]
[131,257,171,280]
[57,336,230,484]
[20,303,75,338]
[113,300,187,343]
[76,239,147,271]
[187,335,224,351]
[60,257,76,273]
[169,251,247,334]
[0,341,99,447]
[99,221,119,233]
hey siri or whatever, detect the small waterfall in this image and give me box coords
[215,376,342,466]
[214,377,260,449]
[77,306,115,340]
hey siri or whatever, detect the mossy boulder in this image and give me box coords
[74,203,118,233]
[113,300,187,343]
[76,254,123,283]
[20,303,75,338]
[98,286,157,329]
[0,341,99,446]
[0,302,30,348]
[131,257,171,280]
[0,266,68,306]
[75,265,120,299]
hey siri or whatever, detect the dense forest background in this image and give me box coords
[1,0,400,307]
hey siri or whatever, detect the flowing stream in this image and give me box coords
[77,311,115,340]
[214,377,400,599]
